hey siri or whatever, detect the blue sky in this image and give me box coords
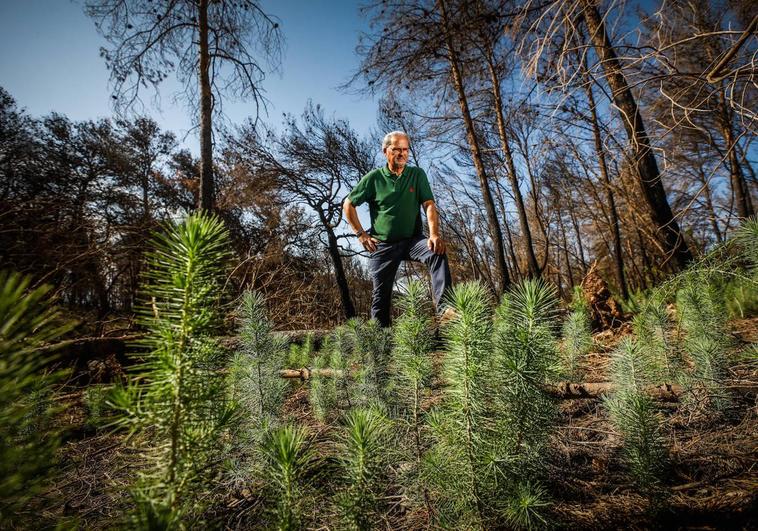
[0,0,379,150]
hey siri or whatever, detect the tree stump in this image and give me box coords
[581,262,626,331]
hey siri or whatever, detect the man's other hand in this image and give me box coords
[427,235,446,255]
[359,233,380,253]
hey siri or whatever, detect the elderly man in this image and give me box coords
[343,131,452,327]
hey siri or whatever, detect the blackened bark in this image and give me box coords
[324,222,356,319]
[198,0,214,211]
[567,206,587,273]
[520,141,550,273]
[585,79,628,299]
[438,0,510,291]
[695,152,723,243]
[625,238,643,292]
[635,224,652,288]
[493,178,522,280]
[581,0,692,269]
[559,215,574,290]
[485,51,540,278]
[719,91,754,219]
[502,215,522,281]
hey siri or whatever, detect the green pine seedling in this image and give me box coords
[559,305,593,381]
[0,271,73,522]
[287,333,314,369]
[336,407,390,530]
[493,279,559,464]
[350,318,393,407]
[735,217,758,268]
[309,349,337,423]
[605,338,668,491]
[424,280,559,528]
[490,279,558,526]
[631,293,679,383]
[230,290,288,442]
[676,275,733,412]
[259,425,315,531]
[108,212,238,528]
[428,281,493,529]
[390,281,435,515]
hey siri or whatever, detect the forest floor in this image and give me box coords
[21,318,758,530]
[547,317,758,529]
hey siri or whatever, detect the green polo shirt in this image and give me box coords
[348,165,434,242]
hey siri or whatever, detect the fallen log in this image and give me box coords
[278,368,682,400]
[546,381,682,400]
[279,368,345,380]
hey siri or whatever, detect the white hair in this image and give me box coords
[382,131,409,150]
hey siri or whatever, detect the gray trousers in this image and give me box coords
[369,234,452,327]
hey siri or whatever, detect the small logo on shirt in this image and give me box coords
[409,186,415,193]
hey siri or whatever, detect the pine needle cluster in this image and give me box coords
[721,220,758,316]
[335,407,391,529]
[107,212,238,527]
[0,271,73,521]
[259,425,316,530]
[605,338,668,490]
[424,280,557,529]
[631,293,678,383]
[560,288,593,381]
[735,218,758,268]
[230,290,288,441]
[503,480,551,530]
[676,273,733,413]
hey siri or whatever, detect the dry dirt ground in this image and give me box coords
[19,319,758,530]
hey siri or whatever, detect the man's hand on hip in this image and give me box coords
[359,233,380,253]
[427,235,446,255]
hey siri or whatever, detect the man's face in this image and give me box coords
[384,135,410,170]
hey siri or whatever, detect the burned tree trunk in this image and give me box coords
[484,48,540,278]
[279,368,684,400]
[581,0,692,270]
[584,77,628,300]
[322,217,356,319]
[437,0,510,292]
[718,90,754,219]
[547,381,682,400]
[198,0,214,211]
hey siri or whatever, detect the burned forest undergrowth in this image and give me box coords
[2,0,758,528]
[3,214,757,530]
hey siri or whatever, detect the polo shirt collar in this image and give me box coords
[381,165,407,179]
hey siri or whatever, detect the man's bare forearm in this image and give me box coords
[425,201,440,238]
[343,199,364,235]
[344,198,378,252]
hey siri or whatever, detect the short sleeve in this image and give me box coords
[417,168,434,204]
[347,171,374,206]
